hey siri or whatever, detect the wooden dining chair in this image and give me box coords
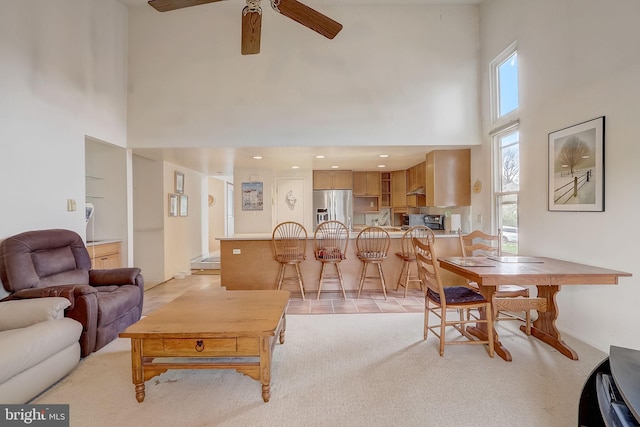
[394,225,429,297]
[314,220,349,299]
[458,228,545,335]
[355,226,391,300]
[272,221,308,300]
[412,232,494,358]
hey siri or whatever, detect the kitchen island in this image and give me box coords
[217,230,466,294]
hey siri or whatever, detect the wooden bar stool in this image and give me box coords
[272,221,308,300]
[314,220,349,299]
[356,226,391,300]
[395,225,429,297]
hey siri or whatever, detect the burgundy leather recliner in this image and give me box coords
[0,229,144,357]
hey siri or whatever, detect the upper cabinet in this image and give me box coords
[353,171,381,213]
[425,149,471,207]
[313,170,353,190]
[380,172,391,208]
[406,162,427,207]
[391,170,407,209]
[353,172,381,196]
[407,162,426,195]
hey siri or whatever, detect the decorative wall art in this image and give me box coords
[241,182,263,211]
[285,190,297,210]
[168,194,179,217]
[175,171,184,194]
[548,116,605,212]
[179,195,189,216]
[275,178,305,225]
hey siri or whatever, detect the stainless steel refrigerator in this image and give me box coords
[313,190,353,230]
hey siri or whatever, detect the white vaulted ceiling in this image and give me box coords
[123,0,483,176]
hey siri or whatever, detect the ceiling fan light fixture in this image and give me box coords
[241,0,262,55]
[149,0,342,55]
[244,0,262,14]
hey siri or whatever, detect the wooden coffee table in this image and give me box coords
[119,289,289,403]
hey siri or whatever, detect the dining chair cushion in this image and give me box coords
[427,287,487,305]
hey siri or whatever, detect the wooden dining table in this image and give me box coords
[438,256,632,362]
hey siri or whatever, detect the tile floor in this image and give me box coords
[142,273,425,316]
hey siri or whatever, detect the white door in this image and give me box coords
[275,178,305,226]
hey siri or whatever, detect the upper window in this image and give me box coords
[491,42,519,122]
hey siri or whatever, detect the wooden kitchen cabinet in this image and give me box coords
[425,149,470,207]
[406,161,427,207]
[353,172,381,196]
[353,171,381,213]
[313,170,353,190]
[88,241,122,269]
[391,170,407,209]
[380,172,391,208]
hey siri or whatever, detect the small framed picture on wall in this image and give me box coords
[179,195,188,216]
[168,194,179,217]
[175,171,185,194]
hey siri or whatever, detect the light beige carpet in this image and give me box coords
[33,313,606,427]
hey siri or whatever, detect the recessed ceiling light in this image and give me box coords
[379,154,389,158]
[252,156,263,160]
[331,165,339,169]
[377,164,386,168]
[291,166,299,169]
[315,155,325,159]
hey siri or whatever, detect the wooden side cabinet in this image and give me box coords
[88,241,122,269]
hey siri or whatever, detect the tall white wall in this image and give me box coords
[132,153,165,287]
[477,0,639,352]
[126,5,481,151]
[0,0,128,239]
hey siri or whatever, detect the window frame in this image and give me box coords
[491,125,520,254]
[490,41,519,125]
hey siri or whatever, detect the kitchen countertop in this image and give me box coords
[216,230,460,241]
[85,239,122,246]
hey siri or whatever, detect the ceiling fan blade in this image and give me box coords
[148,0,225,12]
[241,6,262,55]
[271,0,342,39]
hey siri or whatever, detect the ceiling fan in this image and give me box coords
[147,0,343,55]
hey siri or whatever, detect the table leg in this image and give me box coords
[522,285,578,360]
[130,338,146,403]
[467,286,512,362]
[259,336,271,402]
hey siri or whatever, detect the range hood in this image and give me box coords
[406,187,426,196]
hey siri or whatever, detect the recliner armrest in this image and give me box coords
[1,284,97,310]
[89,268,142,287]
